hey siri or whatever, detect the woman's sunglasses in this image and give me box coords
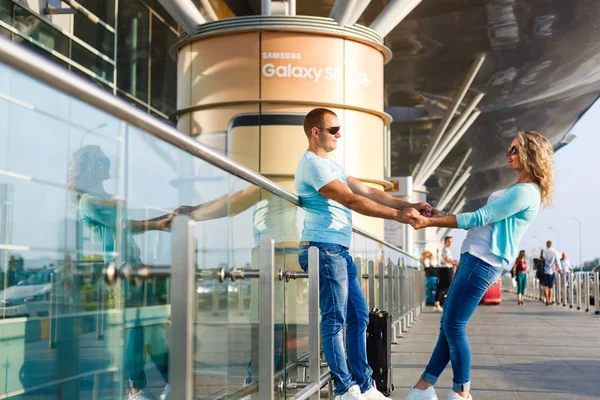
[505,146,518,157]
[318,126,341,135]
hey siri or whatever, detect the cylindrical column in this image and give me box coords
[175,18,392,239]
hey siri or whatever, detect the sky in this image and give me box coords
[449,99,600,268]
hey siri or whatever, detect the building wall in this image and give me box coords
[0,0,178,119]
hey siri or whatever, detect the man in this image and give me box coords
[433,236,457,312]
[295,108,431,400]
[558,252,572,303]
[542,240,560,305]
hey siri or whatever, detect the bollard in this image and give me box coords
[585,273,590,313]
[569,272,575,309]
[594,272,600,315]
[577,274,582,310]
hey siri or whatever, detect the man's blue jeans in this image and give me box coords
[421,252,502,392]
[299,242,373,396]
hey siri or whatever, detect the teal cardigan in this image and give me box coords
[456,183,541,265]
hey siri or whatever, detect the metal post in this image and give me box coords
[379,262,385,310]
[594,272,600,315]
[308,246,320,400]
[97,279,104,340]
[170,215,196,400]
[356,258,362,295]
[388,262,397,343]
[259,237,275,400]
[368,260,375,309]
[561,274,565,306]
[262,0,271,15]
[395,260,402,337]
[585,273,590,312]
[48,272,55,349]
[570,272,574,309]
[577,274,582,311]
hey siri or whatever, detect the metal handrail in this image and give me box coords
[0,35,418,263]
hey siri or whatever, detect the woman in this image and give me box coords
[68,145,173,400]
[511,250,529,305]
[404,131,554,400]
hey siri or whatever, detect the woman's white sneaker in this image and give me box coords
[404,386,438,400]
[445,391,472,400]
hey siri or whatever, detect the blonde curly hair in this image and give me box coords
[515,131,555,205]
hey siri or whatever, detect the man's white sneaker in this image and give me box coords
[363,386,388,399]
[433,305,443,313]
[445,391,472,400]
[404,386,438,400]
[335,384,366,400]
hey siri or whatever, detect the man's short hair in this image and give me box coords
[304,108,336,137]
[546,240,552,247]
[444,236,452,243]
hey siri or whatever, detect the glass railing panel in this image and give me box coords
[281,197,305,398]
[0,62,128,399]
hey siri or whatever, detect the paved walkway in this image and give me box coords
[391,296,600,400]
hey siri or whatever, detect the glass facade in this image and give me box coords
[0,0,178,119]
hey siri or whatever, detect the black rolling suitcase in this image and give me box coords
[366,308,394,396]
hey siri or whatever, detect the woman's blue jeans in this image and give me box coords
[516,273,527,295]
[299,242,373,396]
[421,252,502,392]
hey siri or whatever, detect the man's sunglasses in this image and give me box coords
[505,146,518,157]
[318,126,341,135]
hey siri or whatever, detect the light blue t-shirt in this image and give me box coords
[295,151,352,248]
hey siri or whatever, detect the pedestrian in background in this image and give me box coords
[511,250,529,305]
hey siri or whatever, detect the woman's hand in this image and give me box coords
[411,202,433,217]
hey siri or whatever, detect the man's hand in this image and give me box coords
[412,202,433,217]
[395,207,420,225]
[395,208,430,229]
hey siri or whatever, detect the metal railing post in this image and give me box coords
[170,215,196,400]
[368,260,375,309]
[259,237,275,400]
[585,273,591,312]
[577,273,582,311]
[594,272,600,315]
[379,262,385,310]
[308,246,320,400]
[395,259,402,338]
[387,262,397,343]
[569,272,575,309]
[356,258,362,295]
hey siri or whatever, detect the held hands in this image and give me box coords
[396,204,448,230]
[395,207,430,229]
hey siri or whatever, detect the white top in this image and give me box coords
[438,246,454,268]
[560,259,571,274]
[543,247,561,275]
[460,189,506,268]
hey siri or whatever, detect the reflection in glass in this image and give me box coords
[117,1,149,103]
[67,144,172,398]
